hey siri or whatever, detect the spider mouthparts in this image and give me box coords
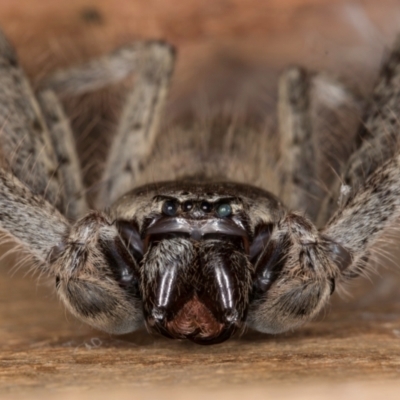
[141,231,251,344]
[147,295,239,345]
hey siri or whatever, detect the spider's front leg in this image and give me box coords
[248,152,400,334]
[0,169,143,334]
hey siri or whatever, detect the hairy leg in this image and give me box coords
[37,90,88,220]
[40,41,175,208]
[99,41,175,207]
[0,40,176,333]
[250,68,400,332]
[248,150,400,334]
[0,166,142,333]
[279,67,361,223]
[0,168,68,264]
[325,153,400,281]
[319,34,400,224]
[39,44,161,97]
[0,29,61,208]
[278,67,319,219]
[344,35,400,188]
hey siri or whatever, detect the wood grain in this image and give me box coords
[1,267,400,397]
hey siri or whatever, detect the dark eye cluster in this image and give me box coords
[162,200,232,218]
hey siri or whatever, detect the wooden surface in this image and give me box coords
[0,0,400,399]
[1,268,400,398]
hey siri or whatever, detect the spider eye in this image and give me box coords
[201,201,212,213]
[182,201,193,212]
[162,200,178,216]
[216,203,232,218]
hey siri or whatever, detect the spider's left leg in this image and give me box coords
[0,29,62,208]
[40,42,175,208]
[37,90,88,220]
[0,168,143,334]
[99,42,175,207]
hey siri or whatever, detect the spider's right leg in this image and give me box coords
[0,168,143,334]
[324,152,400,282]
[40,42,176,208]
[344,35,400,189]
[278,67,319,219]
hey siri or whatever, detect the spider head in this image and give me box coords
[110,181,349,344]
[111,181,275,343]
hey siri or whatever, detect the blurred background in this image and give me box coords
[1,1,400,399]
[1,0,400,98]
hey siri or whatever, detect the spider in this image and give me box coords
[0,26,400,346]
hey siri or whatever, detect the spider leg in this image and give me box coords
[279,67,361,223]
[37,90,88,220]
[0,167,143,334]
[40,42,175,207]
[324,153,400,281]
[345,35,400,187]
[0,29,62,209]
[0,167,68,263]
[249,73,361,333]
[248,150,400,333]
[99,42,175,207]
[248,153,400,334]
[0,39,176,334]
[278,67,319,219]
[319,34,400,224]
[39,43,163,97]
